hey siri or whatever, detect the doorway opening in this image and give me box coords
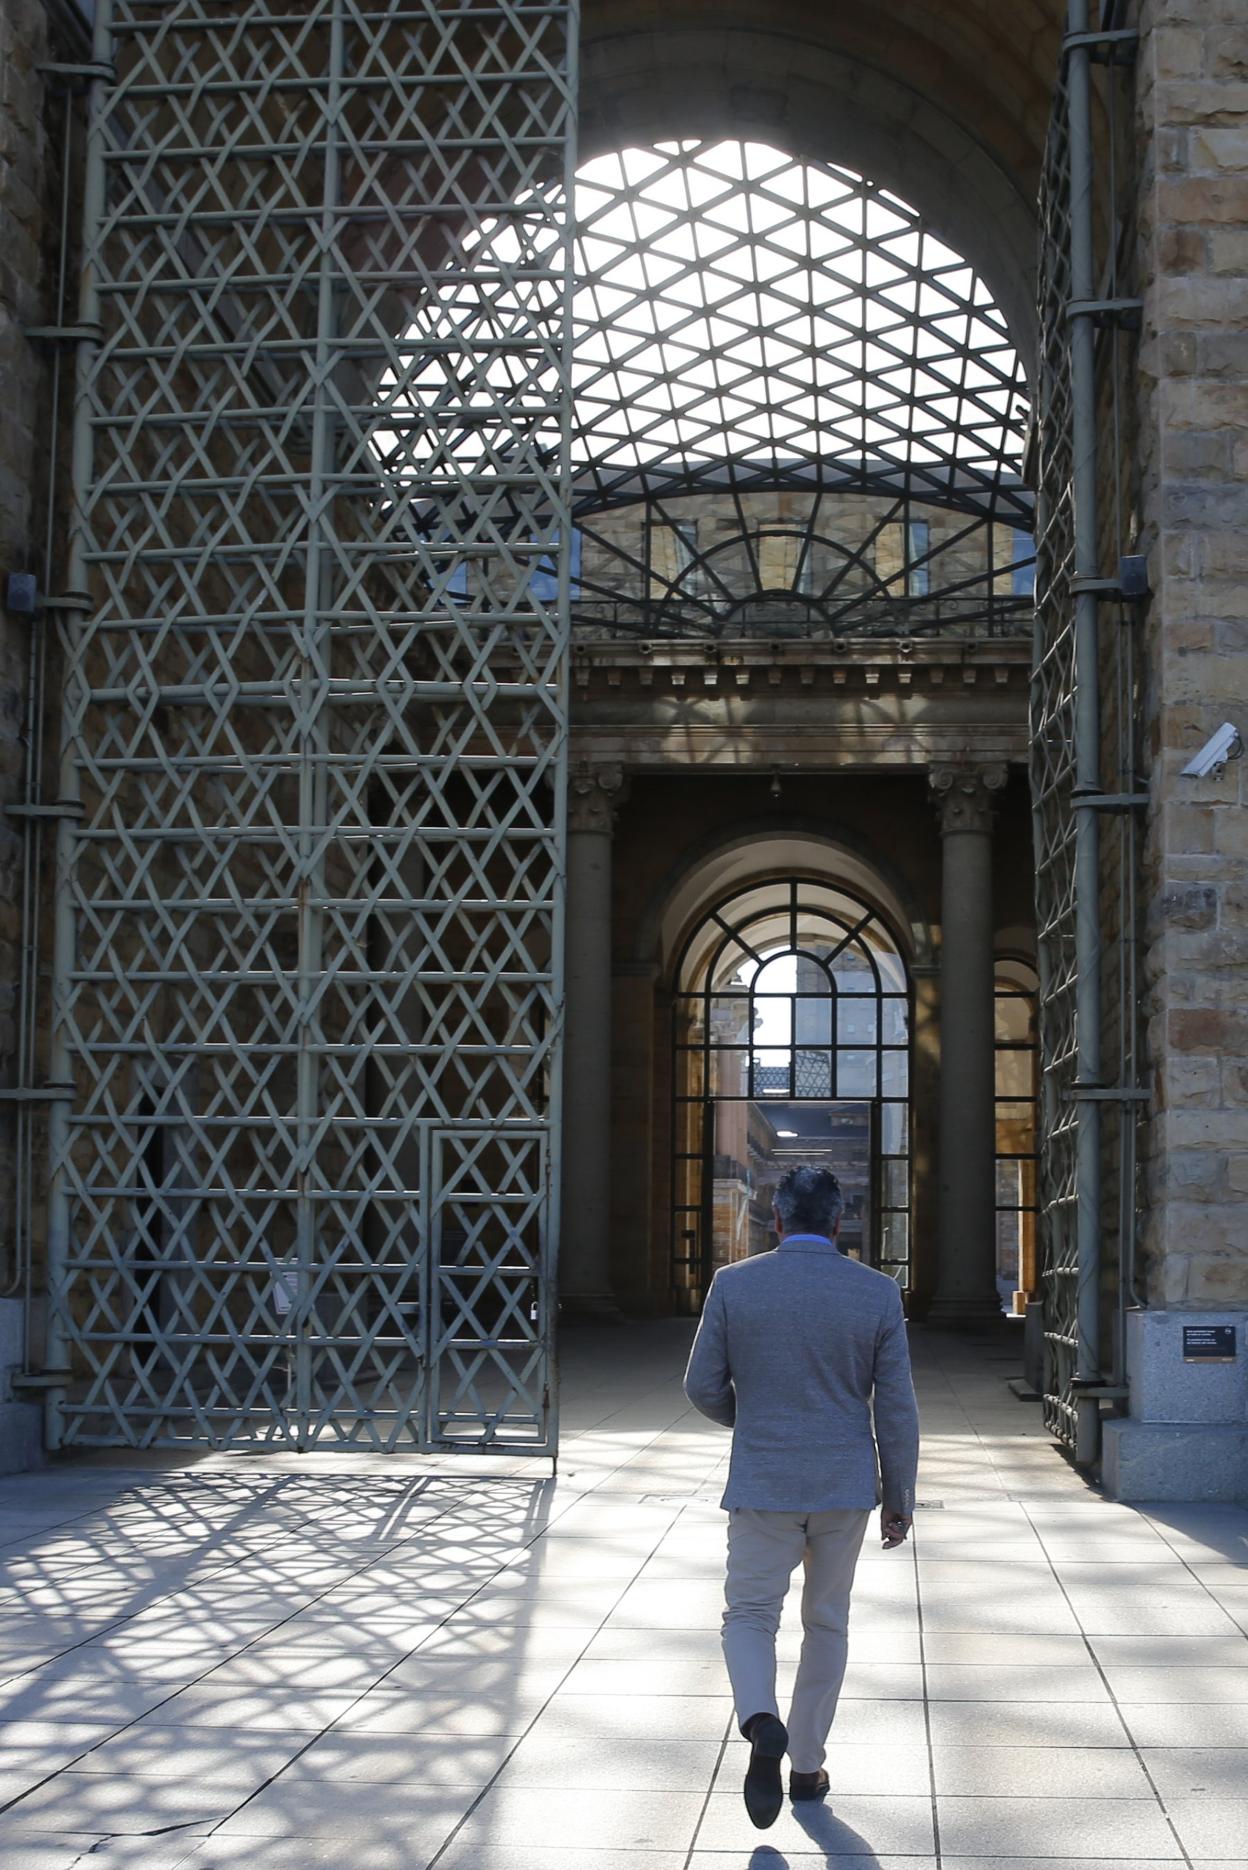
[670,877,911,1311]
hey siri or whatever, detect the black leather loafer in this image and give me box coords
[742,1713,788,1829]
[789,1767,830,1801]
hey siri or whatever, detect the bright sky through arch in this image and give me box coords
[376,140,1030,518]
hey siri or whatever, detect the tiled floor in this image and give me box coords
[0,1320,1247,1868]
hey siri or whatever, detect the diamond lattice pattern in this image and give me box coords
[53,0,575,1452]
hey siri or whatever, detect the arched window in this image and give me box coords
[671,878,911,1309]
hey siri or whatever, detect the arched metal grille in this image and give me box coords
[380,138,1034,642]
[45,0,577,1453]
[671,879,911,1307]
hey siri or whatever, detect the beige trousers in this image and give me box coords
[721,1507,871,1774]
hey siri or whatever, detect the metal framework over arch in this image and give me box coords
[379,138,1036,642]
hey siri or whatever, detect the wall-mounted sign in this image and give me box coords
[1182,1325,1238,1364]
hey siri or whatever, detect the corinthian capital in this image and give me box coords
[567,761,628,835]
[929,762,1008,836]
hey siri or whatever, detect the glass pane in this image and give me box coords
[673,1100,705,1156]
[793,1050,833,1096]
[752,1051,792,1095]
[708,1047,751,1098]
[751,992,792,1050]
[831,940,877,992]
[881,1050,908,1096]
[880,1102,909,1153]
[753,953,797,997]
[996,1160,1022,1207]
[673,994,704,1040]
[995,1048,1034,1098]
[881,996,909,1044]
[838,1050,876,1097]
[708,994,750,1041]
[880,1211,909,1265]
[883,1158,909,1208]
[838,999,877,1046]
[794,981,833,1047]
[996,1100,1035,1153]
[994,993,1036,1043]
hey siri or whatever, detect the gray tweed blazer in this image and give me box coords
[683,1236,919,1515]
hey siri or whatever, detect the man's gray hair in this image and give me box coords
[774,1164,845,1237]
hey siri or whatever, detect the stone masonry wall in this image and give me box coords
[1136,0,1248,1306]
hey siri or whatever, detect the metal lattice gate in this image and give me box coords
[1032,0,1143,1464]
[44,0,578,1452]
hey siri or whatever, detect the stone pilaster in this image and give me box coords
[1134,0,1248,1312]
[560,763,628,1313]
[927,763,1005,1322]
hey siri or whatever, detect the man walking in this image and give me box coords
[683,1163,919,1830]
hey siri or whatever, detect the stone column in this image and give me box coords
[908,962,941,1312]
[559,762,627,1314]
[928,764,1006,1322]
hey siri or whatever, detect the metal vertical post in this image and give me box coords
[543,0,579,1454]
[1066,0,1104,1463]
[44,0,114,1450]
[294,0,345,1447]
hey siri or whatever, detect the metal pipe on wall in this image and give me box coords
[1065,0,1105,1465]
[44,0,115,1450]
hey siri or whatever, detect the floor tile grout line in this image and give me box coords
[911,1523,942,1870]
[681,1706,738,1867]
[421,1507,693,1870]
[1019,1496,1200,1870]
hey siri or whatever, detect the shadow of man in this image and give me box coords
[744,1807,888,1867]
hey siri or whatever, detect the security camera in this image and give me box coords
[1182,722,1245,779]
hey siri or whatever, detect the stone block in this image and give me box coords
[1102,1419,1248,1502]
[1192,128,1248,171]
[1210,228,1248,275]
[1123,1307,1248,1423]
[1168,1006,1248,1052]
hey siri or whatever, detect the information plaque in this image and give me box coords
[1182,1325,1238,1364]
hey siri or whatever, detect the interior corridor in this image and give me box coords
[0,1324,1246,1868]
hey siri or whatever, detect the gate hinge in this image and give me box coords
[0,1083,76,1105]
[5,802,84,822]
[24,324,103,346]
[1065,297,1143,330]
[1065,1085,1149,1102]
[1068,1380,1130,1398]
[9,1369,73,1391]
[37,62,117,86]
[1062,27,1139,63]
[41,593,94,614]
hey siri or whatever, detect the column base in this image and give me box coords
[923,1293,1006,1327]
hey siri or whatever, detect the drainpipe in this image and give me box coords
[44,0,115,1450]
[1066,0,1105,1465]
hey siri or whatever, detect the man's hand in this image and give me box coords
[880,1508,911,1549]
